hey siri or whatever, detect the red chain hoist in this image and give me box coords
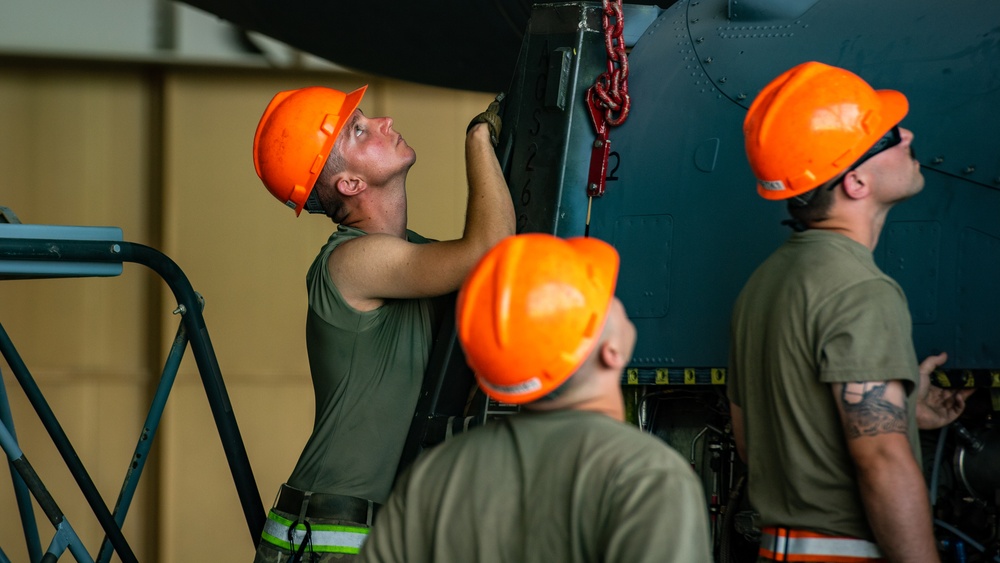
[585,0,630,198]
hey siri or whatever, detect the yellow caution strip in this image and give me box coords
[621,368,727,386]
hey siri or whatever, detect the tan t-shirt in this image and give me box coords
[728,229,920,540]
[360,409,713,563]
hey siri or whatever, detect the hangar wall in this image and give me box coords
[0,59,493,562]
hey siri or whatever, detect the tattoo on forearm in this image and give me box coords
[840,382,908,438]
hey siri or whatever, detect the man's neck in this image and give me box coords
[809,202,891,252]
[339,179,409,238]
[524,377,626,422]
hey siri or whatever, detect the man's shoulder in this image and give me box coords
[307,226,382,313]
[772,231,896,294]
[421,410,676,456]
[325,227,431,263]
[330,224,368,246]
[314,224,367,263]
[608,422,692,468]
[544,411,693,469]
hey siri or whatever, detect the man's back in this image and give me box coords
[728,229,921,539]
[360,409,711,563]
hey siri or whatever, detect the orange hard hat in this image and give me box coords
[743,61,908,200]
[253,85,367,215]
[456,234,620,404]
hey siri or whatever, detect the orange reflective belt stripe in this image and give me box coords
[759,526,886,562]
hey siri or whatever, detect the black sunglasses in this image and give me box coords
[827,125,902,190]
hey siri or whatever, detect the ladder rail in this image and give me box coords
[0,235,266,558]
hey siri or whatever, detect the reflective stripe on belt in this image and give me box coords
[261,511,370,554]
[759,526,886,562]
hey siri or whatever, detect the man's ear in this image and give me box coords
[597,338,627,372]
[336,176,367,197]
[840,170,870,200]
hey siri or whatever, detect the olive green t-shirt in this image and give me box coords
[359,409,713,563]
[728,229,920,540]
[288,224,437,505]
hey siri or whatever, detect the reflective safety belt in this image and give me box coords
[759,526,886,562]
[261,511,370,555]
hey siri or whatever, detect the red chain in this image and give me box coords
[585,0,630,198]
[590,0,630,126]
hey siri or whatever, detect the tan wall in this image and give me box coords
[0,59,493,562]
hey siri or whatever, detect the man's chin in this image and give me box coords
[896,181,925,204]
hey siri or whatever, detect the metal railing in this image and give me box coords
[0,213,264,562]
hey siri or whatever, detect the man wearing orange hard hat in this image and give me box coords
[359,233,712,563]
[728,61,973,563]
[251,85,514,562]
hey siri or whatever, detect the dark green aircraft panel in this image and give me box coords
[567,0,1000,370]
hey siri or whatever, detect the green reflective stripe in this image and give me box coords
[261,531,361,554]
[268,511,369,534]
[262,511,369,554]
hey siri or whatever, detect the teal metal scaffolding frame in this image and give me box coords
[0,211,264,562]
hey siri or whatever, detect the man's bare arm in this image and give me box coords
[832,380,940,563]
[332,123,515,310]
